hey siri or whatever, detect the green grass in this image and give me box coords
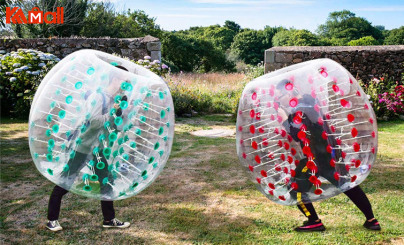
[0,116,403,245]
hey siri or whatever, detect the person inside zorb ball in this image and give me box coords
[28,50,174,231]
[236,58,381,231]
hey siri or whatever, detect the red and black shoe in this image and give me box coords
[295,219,326,232]
[363,219,381,230]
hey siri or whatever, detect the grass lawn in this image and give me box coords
[0,115,403,245]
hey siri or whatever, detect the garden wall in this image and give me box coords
[264,45,404,82]
[0,35,161,61]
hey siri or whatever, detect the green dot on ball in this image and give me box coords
[122,154,129,160]
[143,103,149,111]
[111,62,118,66]
[103,148,111,157]
[58,110,65,119]
[109,132,117,142]
[119,192,126,197]
[130,142,136,148]
[120,100,128,109]
[93,147,99,155]
[158,127,164,135]
[75,82,83,89]
[124,135,129,142]
[46,154,53,162]
[63,164,69,172]
[34,153,39,159]
[90,174,98,181]
[159,91,164,99]
[140,116,146,123]
[65,95,73,104]
[48,139,55,147]
[160,110,166,119]
[46,115,52,123]
[75,137,82,145]
[104,121,111,129]
[102,177,109,185]
[153,162,158,168]
[120,82,128,90]
[55,89,61,95]
[47,168,53,175]
[80,124,87,133]
[61,143,66,150]
[96,162,105,169]
[87,67,95,75]
[114,117,123,126]
[117,138,124,145]
[55,156,60,162]
[113,151,118,158]
[45,129,52,137]
[135,128,142,135]
[83,185,92,192]
[159,150,164,156]
[52,124,59,133]
[166,122,170,128]
[50,101,56,109]
[110,108,116,116]
[88,160,95,167]
[166,107,170,112]
[99,134,106,142]
[148,156,154,164]
[154,142,160,150]
[69,150,76,159]
[131,182,138,189]
[119,147,124,154]
[114,95,122,103]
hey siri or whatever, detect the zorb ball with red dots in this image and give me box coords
[236,58,377,205]
[28,50,174,201]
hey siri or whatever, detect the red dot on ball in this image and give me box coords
[285,83,293,91]
[289,98,298,107]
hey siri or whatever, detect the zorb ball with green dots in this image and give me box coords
[28,50,175,200]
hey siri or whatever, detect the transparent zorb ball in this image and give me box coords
[29,50,175,200]
[236,58,377,205]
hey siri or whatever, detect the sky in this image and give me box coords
[105,0,404,32]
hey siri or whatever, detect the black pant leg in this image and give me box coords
[48,185,69,221]
[101,201,115,221]
[344,185,375,220]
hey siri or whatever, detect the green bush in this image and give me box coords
[0,49,59,118]
[347,36,379,46]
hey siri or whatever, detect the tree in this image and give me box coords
[161,32,234,72]
[230,30,268,65]
[224,20,240,33]
[347,36,379,46]
[384,26,404,45]
[272,29,320,46]
[11,0,89,38]
[317,10,383,43]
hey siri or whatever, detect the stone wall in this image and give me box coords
[265,46,404,82]
[0,35,161,61]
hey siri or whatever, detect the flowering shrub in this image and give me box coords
[360,76,403,119]
[0,49,60,118]
[378,84,404,117]
[134,55,170,77]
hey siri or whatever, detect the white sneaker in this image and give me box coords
[102,218,131,229]
[46,220,63,231]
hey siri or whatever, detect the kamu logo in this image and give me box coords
[6,7,64,24]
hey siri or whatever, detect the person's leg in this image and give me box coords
[47,185,69,221]
[296,201,319,222]
[101,201,115,221]
[344,186,374,220]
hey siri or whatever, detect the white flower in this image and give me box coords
[32,71,40,75]
[21,66,29,70]
[144,56,151,60]
[38,63,46,67]
[27,71,32,74]
[12,63,21,67]
[10,77,17,82]
[6,72,12,75]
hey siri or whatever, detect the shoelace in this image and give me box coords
[50,220,60,227]
[111,218,123,226]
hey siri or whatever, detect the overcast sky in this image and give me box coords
[104,0,404,32]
